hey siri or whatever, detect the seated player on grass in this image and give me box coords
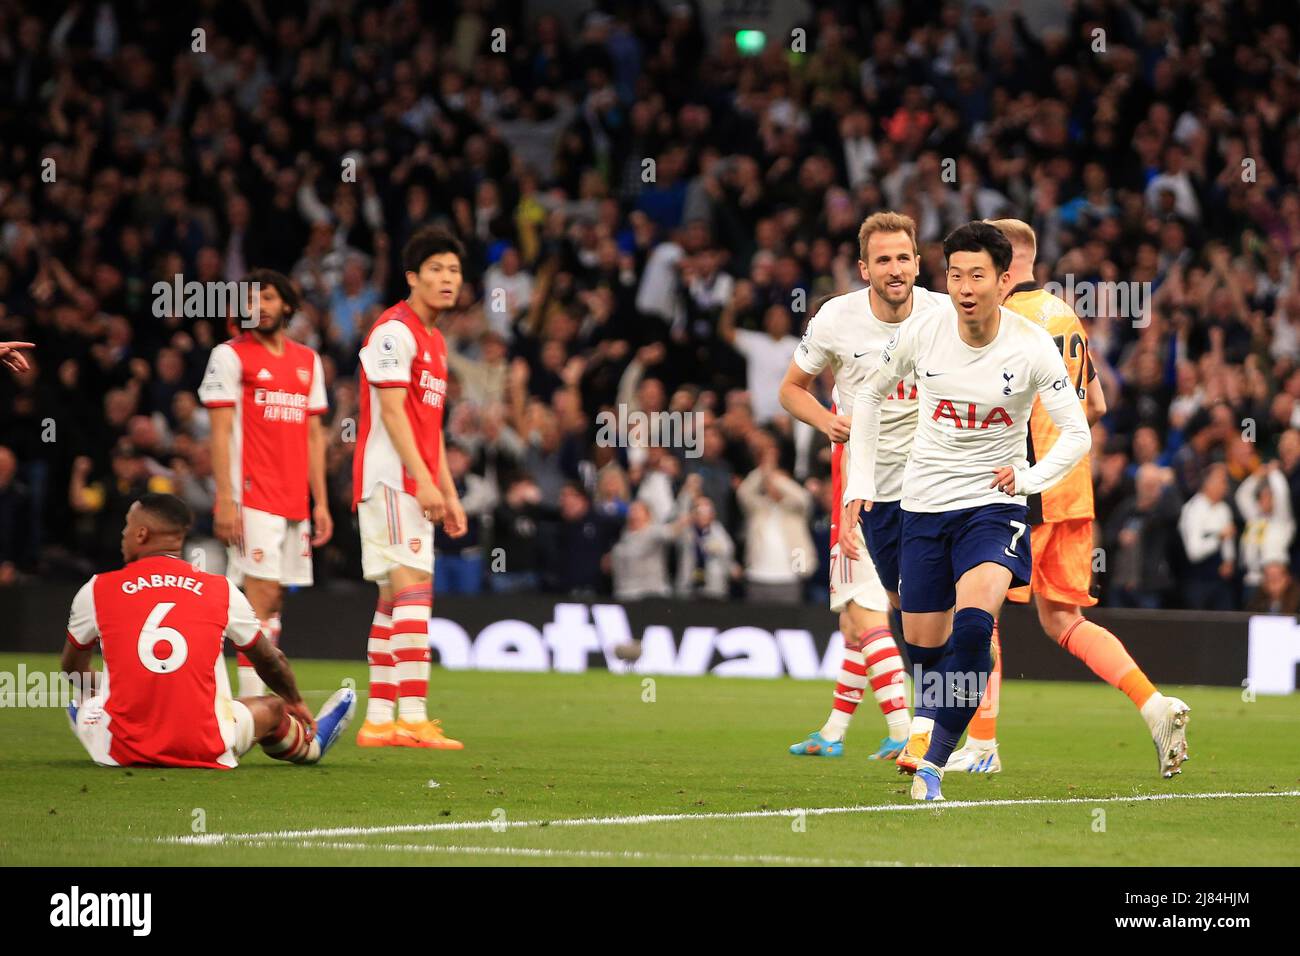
[61,493,355,769]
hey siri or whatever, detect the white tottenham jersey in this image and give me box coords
[844,304,1091,513]
[794,286,950,501]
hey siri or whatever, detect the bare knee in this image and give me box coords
[842,603,889,651]
[1037,600,1082,645]
[243,577,283,618]
[247,694,285,739]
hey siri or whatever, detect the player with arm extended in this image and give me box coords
[352,227,468,749]
[61,494,355,769]
[945,220,1189,778]
[842,222,1091,801]
[198,270,333,697]
[779,212,951,760]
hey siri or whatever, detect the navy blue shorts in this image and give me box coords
[862,499,903,596]
[899,503,1032,614]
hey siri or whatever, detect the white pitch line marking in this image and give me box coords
[162,789,1300,847]
[233,839,921,867]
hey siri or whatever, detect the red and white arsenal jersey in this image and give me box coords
[353,301,449,507]
[65,555,263,770]
[199,334,327,521]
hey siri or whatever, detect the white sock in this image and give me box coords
[964,734,997,750]
[819,709,852,742]
[239,615,280,696]
[885,709,910,741]
[909,715,935,736]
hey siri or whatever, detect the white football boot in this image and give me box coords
[1141,694,1190,778]
[945,738,1002,774]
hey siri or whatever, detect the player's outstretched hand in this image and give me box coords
[990,465,1019,495]
[285,698,317,742]
[823,413,851,443]
[840,498,870,560]
[0,341,34,373]
[311,502,333,547]
[442,498,468,538]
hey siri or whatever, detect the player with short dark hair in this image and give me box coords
[842,221,1092,801]
[945,219,1190,777]
[61,494,354,769]
[352,227,468,749]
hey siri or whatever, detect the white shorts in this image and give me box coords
[828,526,890,613]
[358,485,434,582]
[73,695,254,767]
[228,504,313,587]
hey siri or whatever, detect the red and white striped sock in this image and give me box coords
[237,614,279,697]
[260,711,319,764]
[391,583,432,723]
[820,648,869,743]
[863,626,910,740]
[365,597,396,724]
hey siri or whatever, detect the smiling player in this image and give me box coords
[842,222,1091,801]
[780,212,952,760]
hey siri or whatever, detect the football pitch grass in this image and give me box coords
[2,652,1298,867]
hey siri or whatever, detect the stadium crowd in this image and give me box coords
[2,0,1300,612]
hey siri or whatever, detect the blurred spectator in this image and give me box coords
[610,501,676,600]
[1236,463,1295,606]
[434,443,497,596]
[488,476,550,594]
[720,305,801,425]
[69,446,174,571]
[1178,464,1237,611]
[632,446,680,523]
[685,425,737,530]
[0,445,33,578]
[1105,464,1182,609]
[543,482,616,596]
[737,439,813,604]
[447,332,509,407]
[481,247,533,340]
[1246,561,1300,615]
[327,253,385,350]
[593,465,631,523]
[675,482,734,600]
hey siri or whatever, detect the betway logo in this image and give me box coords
[428,604,849,678]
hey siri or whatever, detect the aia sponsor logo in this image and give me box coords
[932,400,1013,429]
[251,548,264,563]
[409,538,422,554]
[885,378,917,402]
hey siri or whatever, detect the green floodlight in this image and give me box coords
[735,29,767,55]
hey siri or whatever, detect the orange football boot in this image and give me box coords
[356,720,396,747]
[393,718,464,750]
